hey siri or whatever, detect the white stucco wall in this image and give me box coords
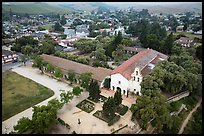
[129,67,143,95]
[110,73,129,95]
[110,67,143,96]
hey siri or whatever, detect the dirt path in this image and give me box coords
[178,98,202,134]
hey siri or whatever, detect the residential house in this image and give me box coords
[175,37,195,47]
[176,25,184,32]
[76,25,89,38]
[123,46,146,55]
[64,28,76,38]
[110,49,168,96]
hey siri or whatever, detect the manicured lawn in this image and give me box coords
[167,31,202,39]
[41,24,54,30]
[2,71,54,121]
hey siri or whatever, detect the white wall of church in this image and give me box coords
[110,73,129,95]
[128,67,143,95]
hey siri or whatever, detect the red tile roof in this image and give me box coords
[41,54,112,82]
[111,49,168,80]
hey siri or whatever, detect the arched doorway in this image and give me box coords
[116,87,121,92]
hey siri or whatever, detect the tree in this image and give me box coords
[60,14,66,26]
[54,67,63,78]
[88,80,101,102]
[54,22,63,32]
[163,32,174,54]
[39,41,55,55]
[72,86,83,96]
[79,72,92,90]
[67,70,76,84]
[60,90,74,104]
[47,98,63,110]
[102,97,116,117]
[196,45,202,61]
[20,54,28,66]
[114,31,123,45]
[103,78,111,89]
[21,45,34,56]
[13,117,32,133]
[46,63,55,73]
[131,92,171,130]
[9,8,13,18]
[32,105,58,134]
[183,23,188,31]
[114,90,122,107]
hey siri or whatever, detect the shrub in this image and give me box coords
[169,101,181,112]
[65,123,70,129]
[119,106,128,116]
[58,118,65,126]
[108,115,120,126]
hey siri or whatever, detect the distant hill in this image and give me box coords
[58,2,117,12]
[146,3,202,14]
[113,2,202,14]
[2,3,73,14]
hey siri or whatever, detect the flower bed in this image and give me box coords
[93,110,115,123]
[76,99,95,113]
[116,104,128,115]
[87,95,107,103]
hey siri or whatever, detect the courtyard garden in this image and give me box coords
[116,104,129,116]
[87,95,107,103]
[2,71,54,121]
[93,110,121,126]
[76,99,95,113]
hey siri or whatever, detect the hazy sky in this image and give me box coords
[45,2,200,5]
[103,2,199,5]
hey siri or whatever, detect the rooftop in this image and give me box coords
[41,54,112,82]
[111,49,168,80]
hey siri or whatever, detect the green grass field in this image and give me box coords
[41,24,54,30]
[2,71,54,121]
[167,31,202,39]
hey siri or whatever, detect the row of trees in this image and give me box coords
[32,55,93,88]
[11,35,58,56]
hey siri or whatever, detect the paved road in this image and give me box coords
[2,62,22,73]
[2,66,73,134]
[178,98,202,134]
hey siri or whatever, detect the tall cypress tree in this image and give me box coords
[89,80,101,102]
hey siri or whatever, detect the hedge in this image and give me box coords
[58,118,70,129]
[119,106,128,116]
[108,115,120,126]
[58,118,65,126]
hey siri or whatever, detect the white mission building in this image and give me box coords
[110,48,168,96]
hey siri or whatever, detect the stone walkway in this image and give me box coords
[2,66,73,134]
[58,91,137,134]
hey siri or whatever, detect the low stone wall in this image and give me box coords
[166,91,190,103]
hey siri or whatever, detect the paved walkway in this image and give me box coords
[2,65,138,134]
[178,98,202,134]
[2,66,73,134]
[101,88,137,107]
[57,91,137,134]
